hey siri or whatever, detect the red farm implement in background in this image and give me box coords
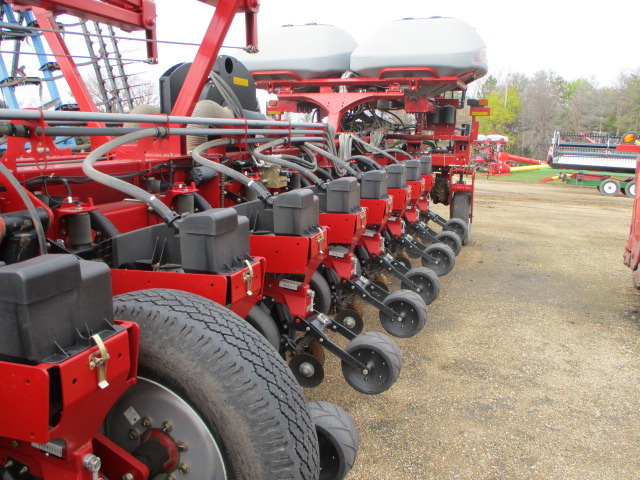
[618,133,640,288]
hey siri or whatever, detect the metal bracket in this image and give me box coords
[371,254,421,291]
[89,335,110,389]
[398,235,436,262]
[317,231,325,254]
[243,260,254,296]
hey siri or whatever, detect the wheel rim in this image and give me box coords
[603,182,618,195]
[630,184,636,197]
[342,348,391,393]
[104,377,227,479]
[403,274,437,304]
[317,431,342,480]
[381,299,421,337]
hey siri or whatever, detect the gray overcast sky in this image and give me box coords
[146,0,640,88]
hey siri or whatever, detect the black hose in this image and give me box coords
[349,155,382,170]
[88,209,120,239]
[191,138,273,203]
[82,127,180,228]
[193,191,213,211]
[0,161,47,255]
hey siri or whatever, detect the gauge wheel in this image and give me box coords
[310,272,333,314]
[110,289,319,480]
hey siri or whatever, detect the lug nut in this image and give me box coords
[161,421,173,433]
[177,441,189,452]
[128,429,140,440]
[122,474,134,480]
[141,417,153,428]
[178,463,191,474]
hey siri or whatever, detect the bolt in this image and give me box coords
[178,463,191,474]
[141,417,153,428]
[11,440,18,448]
[19,466,29,475]
[299,362,315,378]
[343,316,357,329]
[167,475,176,480]
[128,429,140,440]
[83,454,101,472]
[362,369,369,375]
[5,461,13,469]
[177,441,189,452]
[122,474,135,480]
[161,421,173,433]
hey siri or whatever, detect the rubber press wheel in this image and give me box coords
[444,218,469,246]
[598,178,620,196]
[379,289,427,338]
[420,244,456,276]
[341,331,402,394]
[401,267,441,305]
[309,401,359,480]
[435,231,462,256]
[109,289,319,480]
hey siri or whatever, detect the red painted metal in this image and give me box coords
[619,143,640,285]
[0,322,139,479]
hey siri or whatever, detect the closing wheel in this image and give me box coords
[310,272,332,314]
[110,289,319,480]
[624,180,636,198]
[420,244,456,276]
[435,231,462,256]
[289,353,325,388]
[335,309,364,335]
[245,304,281,351]
[309,401,359,480]
[401,267,441,305]
[341,331,402,394]
[394,254,412,271]
[379,289,427,338]
[599,178,620,196]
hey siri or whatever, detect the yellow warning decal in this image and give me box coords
[233,77,249,87]
[470,111,490,116]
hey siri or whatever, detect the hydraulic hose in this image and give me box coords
[82,127,180,228]
[348,154,383,170]
[0,161,47,255]
[350,135,399,164]
[253,138,325,187]
[191,138,273,203]
[384,148,414,160]
[303,141,360,178]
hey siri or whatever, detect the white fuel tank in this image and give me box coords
[236,24,357,80]
[350,17,488,80]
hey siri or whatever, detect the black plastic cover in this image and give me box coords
[386,164,407,189]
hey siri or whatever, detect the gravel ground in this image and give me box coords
[306,179,640,480]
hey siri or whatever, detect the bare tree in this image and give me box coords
[520,71,563,159]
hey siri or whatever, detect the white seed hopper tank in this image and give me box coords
[235,24,357,80]
[350,17,488,81]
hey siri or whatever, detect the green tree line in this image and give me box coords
[472,69,640,160]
